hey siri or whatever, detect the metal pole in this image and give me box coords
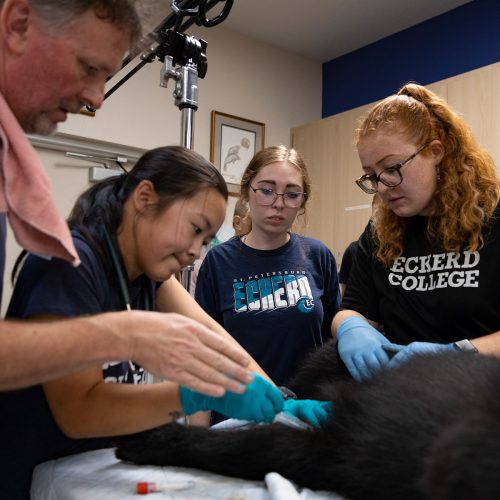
[180,108,195,150]
[161,56,200,291]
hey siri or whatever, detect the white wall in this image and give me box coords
[59,25,322,154]
[2,26,322,314]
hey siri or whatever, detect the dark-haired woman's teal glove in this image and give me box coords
[283,399,333,427]
[180,373,284,423]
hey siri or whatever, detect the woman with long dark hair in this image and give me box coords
[0,146,285,499]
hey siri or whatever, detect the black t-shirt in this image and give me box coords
[339,240,359,285]
[342,211,500,344]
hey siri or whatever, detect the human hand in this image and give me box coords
[282,399,332,427]
[336,316,391,381]
[106,310,253,397]
[385,341,455,369]
[180,373,284,423]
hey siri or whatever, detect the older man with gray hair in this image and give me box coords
[0,0,253,396]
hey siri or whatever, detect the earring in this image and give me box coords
[436,165,441,182]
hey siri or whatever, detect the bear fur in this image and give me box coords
[115,341,500,500]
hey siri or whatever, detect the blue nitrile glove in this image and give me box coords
[179,373,284,423]
[283,399,333,428]
[336,316,392,382]
[385,341,455,369]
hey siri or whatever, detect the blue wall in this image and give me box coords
[322,0,500,117]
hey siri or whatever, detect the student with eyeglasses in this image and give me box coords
[332,83,500,382]
[195,145,341,398]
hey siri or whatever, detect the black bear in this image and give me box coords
[115,341,500,500]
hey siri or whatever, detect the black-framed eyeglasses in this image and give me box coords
[250,185,306,208]
[355,143,430,194]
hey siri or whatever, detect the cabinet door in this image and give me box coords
[292,103,374,268]
[446,62,500,169]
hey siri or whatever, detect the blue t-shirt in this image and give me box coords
[0,231,155,500]
[195,233,341,386]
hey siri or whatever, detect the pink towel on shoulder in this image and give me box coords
[0,92,80,267]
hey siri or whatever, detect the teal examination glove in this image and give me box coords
[385,341,455,370]
[336,316,392,382]
[180,373,284,423]
[283,399,332,428]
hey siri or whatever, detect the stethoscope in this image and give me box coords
[103,227,153,312]
[103,227,153,382]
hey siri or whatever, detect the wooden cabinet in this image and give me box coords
[291,103,372,266]
[446,63,500,166]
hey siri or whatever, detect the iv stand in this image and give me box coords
[160,44,203,290]
[101,0,234,292]
[157,2,219,292]
[160,46,203,149]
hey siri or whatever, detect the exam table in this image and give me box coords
[31,447,343,499]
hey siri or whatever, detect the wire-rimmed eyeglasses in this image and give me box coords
[355,143,430,194]
[250,185,306,208]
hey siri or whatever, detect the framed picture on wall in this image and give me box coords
[210,111,265,194]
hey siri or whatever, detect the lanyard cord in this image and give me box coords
[102,227,153,312]
[103,227,132,311]
[102,227,155,382]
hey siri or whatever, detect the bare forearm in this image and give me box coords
[49,381,182,438]
[1,306,252,395]
[471,331,500,356]
[0,315,128,390]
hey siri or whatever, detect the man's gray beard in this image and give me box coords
[24,113,57,136]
